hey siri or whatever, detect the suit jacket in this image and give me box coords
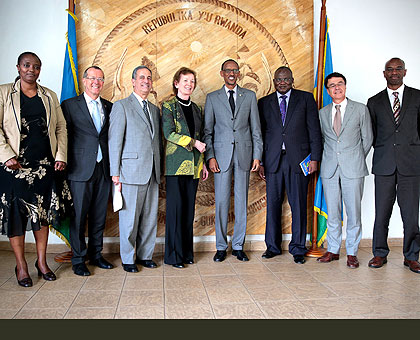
[162,97,204,179]
[0,79,67,163]
[108,93,161,185]
[258,89,322,173]
[367,86,420,176]
[319,98,373,179]
[203,85,263,171]
[61,93,112,181]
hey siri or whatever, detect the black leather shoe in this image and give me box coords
[172,263,185,268]
[184,259,194,264]
[122,263,139,273]
[293,255,306,264]
[262,250,280,259]
[15,267,33,287]
[232,250,249,261]
[72,263,91,276]
[89,257,114,269]
[136,260,157,268]
[35,260,56,281]
[213,250,227,262]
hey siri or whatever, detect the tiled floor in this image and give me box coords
[0,246,419,319]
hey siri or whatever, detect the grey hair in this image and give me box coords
[82,65,104,79]
[132,65,152,79]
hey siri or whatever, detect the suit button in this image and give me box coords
[233,130,236,132]
[396,130,399,133]
[393,143,396,146]
[282,133,285,136]
[337,152,340,155]
[232,142,234,145]
[231,118,234,121]
[337,140,340,143]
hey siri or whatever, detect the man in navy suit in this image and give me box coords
[258,66,322,264]
[367,57,420,274]
[61,66,113,276]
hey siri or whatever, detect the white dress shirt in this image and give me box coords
[224,85,238,103]
[387,84,405,108]
[331,97,348,127]
[84,92,104,127]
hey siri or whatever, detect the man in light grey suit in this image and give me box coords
[108,66,161,272]
[204,59,263,262]
[317,72,373,268]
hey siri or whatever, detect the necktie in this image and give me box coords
[91,100,102,162]
[142,100,153,134]
[333,104,341,136]
[228,90,235,115]
[279,95,287,125]
[392,92,400,124]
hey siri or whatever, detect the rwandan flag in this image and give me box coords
[60,7,79,103]
[312,16,333,247]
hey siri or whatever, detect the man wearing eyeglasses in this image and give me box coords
[61,66,114,276]
[258,66,322,264]
[317,72,372,268]
[203,59,263,262]
[367,58,420,274]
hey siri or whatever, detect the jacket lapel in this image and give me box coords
[398,86,411,125]
[217,87,232,114]
[234,86,245,118]
[283,90,297,130]
[129,93,153,136]
[379,89,395,124]
[269,92,282,125]
[340,99,352,134]
[77,94,98,134]
[10,81,21,131]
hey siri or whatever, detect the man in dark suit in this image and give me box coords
[258,66,322,264]
[367,57,420,274]
[61,66,113,276]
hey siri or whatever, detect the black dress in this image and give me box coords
[0,92,73,237]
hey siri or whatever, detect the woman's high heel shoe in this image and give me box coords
[15,266,33,287]
[35,260,56,281]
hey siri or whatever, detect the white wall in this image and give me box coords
[1,0,419,244]
[314,0,420,239]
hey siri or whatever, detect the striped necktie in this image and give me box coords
[392,92,401,124]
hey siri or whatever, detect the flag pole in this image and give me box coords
[306,0,327,258]
[54,0,76,263]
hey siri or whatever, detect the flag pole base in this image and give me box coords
[54,251,73,263]
[305,246,326,258]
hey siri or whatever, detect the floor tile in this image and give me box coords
[165,304,214,319]
[65,307,116,319]
[197,263,236,276]
[123,276,163,290]
[247,284,297,302]
[163,264,200,276]
[119,290,164,307]
[201,274,242,288]
[115,305,164,319]
[212,303,264,319]
[14,307,67,319]
[258,300,315,319]
[231,263,272,275]
[24,290,77,309]
[38,276,87,291]
[164,276,204,290]
[238,273,283,288]
[72,290,120,308]
[287,282,338,299]
[324,282,380,298]
[0,309,19,319]
[206,286,253,305]
[165,289,209,306]
[81,276,125,291]
[300,298,353,318]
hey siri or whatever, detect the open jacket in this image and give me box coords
[0,79,67,164]
[162,97,204,179]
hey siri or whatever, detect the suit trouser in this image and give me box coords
[322,167,364,256]
[164,175,199,265]
[119,175,158,264]
[69,161,111,265]
[265,153,309,256]
[373,172,420,261]
[214,151,250,251]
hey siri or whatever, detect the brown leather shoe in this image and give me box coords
[347,255,359,269]
[317,252,339,263]
[404,259,420,274]
[368,256,387,268]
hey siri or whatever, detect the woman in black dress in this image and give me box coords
[0,52,71,287]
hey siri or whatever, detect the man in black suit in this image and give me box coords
[61,66,113,276]
[258,66,322,264]
[367,57,420,274]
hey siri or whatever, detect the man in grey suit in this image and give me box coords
[317,72,373,268]
[204,59,263,262]
[108,66,161,272]
[62,66,114,276]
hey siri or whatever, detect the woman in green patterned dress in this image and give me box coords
[162,67,208,268]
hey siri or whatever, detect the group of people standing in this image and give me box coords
[1,52,420,288]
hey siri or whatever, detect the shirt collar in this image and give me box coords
[277,89,291,100]
[387,84,405,97]
[333,97,348,111]
[133,92,148,107]
[224,85,238,95]
[84,92,101,105]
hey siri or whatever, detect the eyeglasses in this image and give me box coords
[385,67,405,72]
[223,69,239,74]
[273,77,292,83]
[85,76,105,82]
[327,81,345,89]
